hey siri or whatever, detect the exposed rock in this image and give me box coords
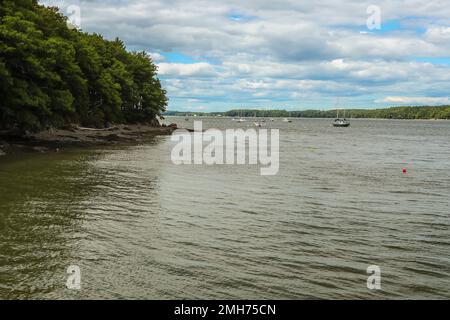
[148,118,161,127]
[102,134,120,141]
[168,123,178,129]
[0,123,178,155]
[60,124,78,132]
[0,142,10,149]
[33,146,48,153]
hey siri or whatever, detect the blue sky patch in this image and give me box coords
[228,11,256,22]
[161,52,198,64]
[414,57,450,65]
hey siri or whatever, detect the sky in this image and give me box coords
[41,0,450,112]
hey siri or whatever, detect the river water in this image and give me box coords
[0,118,449,299]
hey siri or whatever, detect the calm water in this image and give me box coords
[1,118,449,299]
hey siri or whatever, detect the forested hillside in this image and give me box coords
[0,0,167,132]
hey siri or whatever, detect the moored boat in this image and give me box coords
[332,109,350,127]
[332,118,350,127]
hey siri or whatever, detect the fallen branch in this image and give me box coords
[75,126,118,132]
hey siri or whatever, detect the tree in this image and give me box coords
[0,0,168,131]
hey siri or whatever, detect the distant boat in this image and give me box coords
[332,119,350,127]
[253,113,262,127]
[235,111,247,122]
[185,117,189,121]
[283,112,293,122]
[332,109,350,127]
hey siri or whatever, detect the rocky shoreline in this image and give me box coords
[0,123,177,156]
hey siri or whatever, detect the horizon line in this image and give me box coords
[164,105,450,113]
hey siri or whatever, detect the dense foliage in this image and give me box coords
[165,106,450,119]
[0,0,167,131]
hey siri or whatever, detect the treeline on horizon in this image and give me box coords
[0,0,167,132]
[165,105,450,119]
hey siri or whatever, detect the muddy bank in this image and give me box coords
[0,123,177,155]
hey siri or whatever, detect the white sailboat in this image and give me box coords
[283,111,292,123]
[253,112,262,127]
[332,109,350,127]
[237,110,246,122]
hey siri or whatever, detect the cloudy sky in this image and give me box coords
[42,0,450,111]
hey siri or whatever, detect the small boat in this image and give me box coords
[332,118,350,127]
[283,118,292,123]
[253,112,261,126]
[185,117,189,121]
[236,111,246,122]
[332,109,350,127]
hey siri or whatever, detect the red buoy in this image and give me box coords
[402,168,407,174]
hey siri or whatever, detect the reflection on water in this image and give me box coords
[1,119,449,299]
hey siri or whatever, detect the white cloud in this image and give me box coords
[425,26,450,43]
[41,0,450,110]
[148,52,165,62]
[157,62,217,77]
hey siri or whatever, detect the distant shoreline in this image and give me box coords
[165,115,450,121]
[164,105,450,120]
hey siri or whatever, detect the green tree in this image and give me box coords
[0,0,168,131]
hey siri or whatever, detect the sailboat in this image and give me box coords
[253,112,262,127]
[283,111,293,123]
[283,116,292,123]
[237,110,246,122]
[332,109,350,127]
